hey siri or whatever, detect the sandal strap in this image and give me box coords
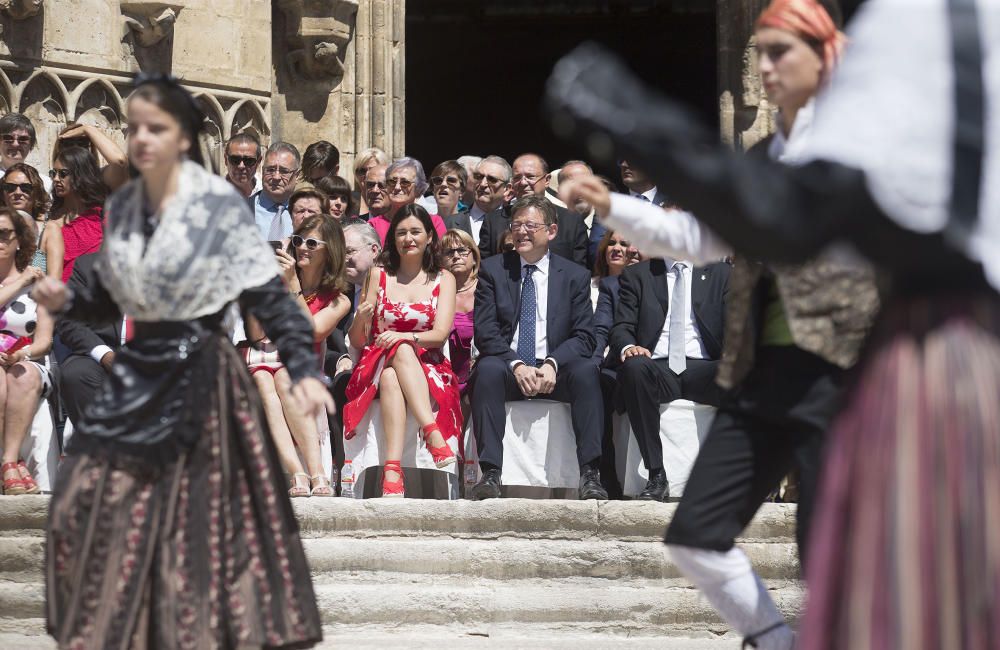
[1,461,20,472]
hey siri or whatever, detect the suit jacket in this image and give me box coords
[57,253,122,359]
[609,259,730,367]
[592,275,619,365]
[474,251,595,369]
[478,202,589,266]
[443,210,472,237]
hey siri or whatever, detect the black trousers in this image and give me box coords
[599,367,623,499]
[58,354,109,426]
[618,356,722,474]
[329,369,351,472]
[664,346,844,566]
[470,355,603,471]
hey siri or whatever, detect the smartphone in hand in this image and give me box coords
[268,240,284,251]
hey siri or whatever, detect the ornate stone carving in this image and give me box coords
[278,0,359,83]
[0,0,42,21]
[120,1,184,48]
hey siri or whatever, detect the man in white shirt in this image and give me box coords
[224,132,262,199]
[610,255,730,500]
[470,195,607,500]
[249,142,299,241]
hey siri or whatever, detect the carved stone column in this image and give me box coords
[717,0,773,151]
[0,0,41,21]
[271,0,403,176]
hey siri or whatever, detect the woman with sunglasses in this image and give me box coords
[0,207,53,496]
[430,160,468,218]
[440,228,480,398]
[31,75,329,648]
[343,204,461,498]
[49,147,108,282]
[246,215,350,497]
[53,122,129,192]
[315,174,355,219]
[367,157,448,245]
[2,163,63,280]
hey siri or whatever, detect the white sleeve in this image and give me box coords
[89,345,113,364]
[605,193,733,265]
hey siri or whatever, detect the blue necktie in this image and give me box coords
[517,264,537,366]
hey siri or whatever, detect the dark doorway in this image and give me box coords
[405,1,717,185]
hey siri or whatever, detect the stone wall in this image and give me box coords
[716,0,774,151]
[0,0,405,180]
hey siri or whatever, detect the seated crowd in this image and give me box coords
[0,110,733,501]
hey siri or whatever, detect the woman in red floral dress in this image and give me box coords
[344,203,461,497]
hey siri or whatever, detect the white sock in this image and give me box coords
[669,545,794,650]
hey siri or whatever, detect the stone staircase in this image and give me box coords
[0,496,802,648]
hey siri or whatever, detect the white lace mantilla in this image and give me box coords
[98,161,279,321]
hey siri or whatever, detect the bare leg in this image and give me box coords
[387,344,446,448]
[3,364,41,464]
[253,371,304,476]
[274,367,325,478]
[378,367,405,484]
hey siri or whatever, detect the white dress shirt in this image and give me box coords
[605,193,733,266]
[469,204,487,245]
[620,259,708,363]
[630,187,659,204]
[509,252,551,367]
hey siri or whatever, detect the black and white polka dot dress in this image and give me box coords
[0,285,52,397]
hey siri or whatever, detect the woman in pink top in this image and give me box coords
[49,147,108,282]
[368,156,446,244]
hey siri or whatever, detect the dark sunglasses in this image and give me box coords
[48,169,71,180]
[2,182,33,194]
[1,135,31,147]
[291,235,326,250]
[0,228,14,242]
[431,175,461,188]
[227,154,259,168]
[473,172,506,186]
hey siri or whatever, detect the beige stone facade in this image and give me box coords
[0,0,405,177]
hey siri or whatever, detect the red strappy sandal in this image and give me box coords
[16,460,40,495]
[381,460,404,498]
[421,423,456,468]
[1,461,27,496]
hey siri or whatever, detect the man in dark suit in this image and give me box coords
[620,158,670,207]
[477,153,588,266]
[470,194,607,500]
[56,253,123,425]
[610,257,730,501]
[443,155,510,246]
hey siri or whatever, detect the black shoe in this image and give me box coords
[579,467,609,500]
[471,468,502,500]
[636,470,669,502]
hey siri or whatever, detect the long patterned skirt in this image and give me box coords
[45,339,322,649]
[801,293,1000,650]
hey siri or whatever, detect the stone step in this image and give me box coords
[0,627,745,649]
[0,535,799,583]
[1,573,802,638]
[0,496,797,543]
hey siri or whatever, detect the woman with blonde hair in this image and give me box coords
[439,228,480,395]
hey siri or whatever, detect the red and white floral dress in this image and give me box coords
[343,269,463,445]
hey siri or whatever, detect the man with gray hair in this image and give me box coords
[456,154,482,210]
[250,141,300,240]
[445,154,511,246]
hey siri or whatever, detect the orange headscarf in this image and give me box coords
[756,0,846,80]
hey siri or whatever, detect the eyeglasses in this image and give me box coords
[291,235,326,250]
[431,175,461,188]
[227,154,259,168]
[48,169,71,180]
[2,182,33,194]
[364,180,387,192]
[387,176,414,191]
[443,247,471,258]
[263,165,297,177]
[0,228,14,242]
[1,135,31,147]
[473,172,507,187]
[512,173,545,185]
[508,221,547,234]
